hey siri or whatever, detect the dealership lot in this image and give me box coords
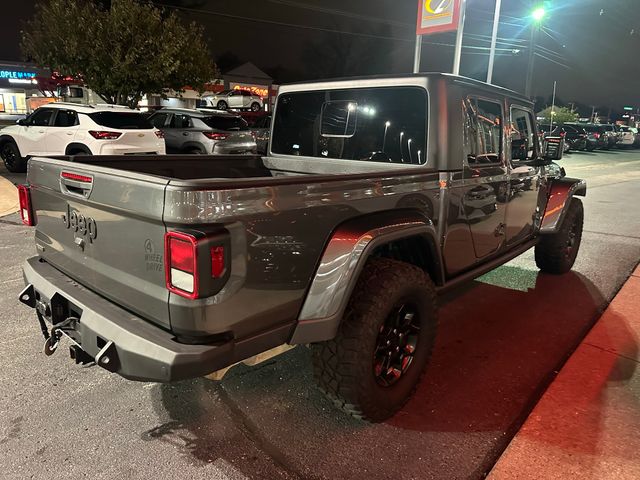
[1,150,639,480]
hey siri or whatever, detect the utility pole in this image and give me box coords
[487,0,502,84]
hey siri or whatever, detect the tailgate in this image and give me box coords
[27,157,171,329]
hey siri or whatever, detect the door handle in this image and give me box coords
[182,132,190,136]
[66,132,74,136]
[38,130,45,133]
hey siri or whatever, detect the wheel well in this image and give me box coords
[0,135,16,149]
[370,235,443,286]
[65,143,91,155]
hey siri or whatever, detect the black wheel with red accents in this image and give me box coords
[312,257,438,422]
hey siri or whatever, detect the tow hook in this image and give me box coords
[43,316,79,356]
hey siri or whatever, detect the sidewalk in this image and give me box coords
[489,264,640,479]
[0,175,18,217]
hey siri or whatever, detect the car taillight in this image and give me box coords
[89,130,122,140]
[593,133,600,139]
[560,131,566,137]
[155,130,165,139]
[18,185,35,226]
[165,232,227,299]
[203,132,228,141]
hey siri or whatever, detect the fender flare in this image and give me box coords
[65,143,92,155]
[289,210,442,345]
[540,177,587,234]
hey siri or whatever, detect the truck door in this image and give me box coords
[505,106,542,245]
[462,97,509,259]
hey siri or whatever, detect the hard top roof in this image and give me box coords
[279,73,530,104]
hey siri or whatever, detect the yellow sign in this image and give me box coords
[417,0,460,35]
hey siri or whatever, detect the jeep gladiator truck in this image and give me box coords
[18,74,586,422]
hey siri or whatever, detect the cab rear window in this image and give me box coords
[272,87,428,165]
[202,116,248,131]
[88,112,153,129]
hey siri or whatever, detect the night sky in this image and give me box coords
[3,0,639,114]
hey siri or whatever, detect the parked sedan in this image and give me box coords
[148,108,257,154]
[200,90,264,112]
[539,123,587,152]
[600,124,619,149]
[617,125,636,147]
[574,123,608,151]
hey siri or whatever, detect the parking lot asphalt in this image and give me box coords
[1,150,639,480]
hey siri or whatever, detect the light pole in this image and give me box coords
[408,138,413,163]
[487,0,502,84]
[399,132,405,162]
[382,121,391,152]
[525,5,546,98]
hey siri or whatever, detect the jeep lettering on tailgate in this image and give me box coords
[62,204,97,242]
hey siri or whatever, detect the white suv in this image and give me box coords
[200,90,264,112]
[0,103,166,172]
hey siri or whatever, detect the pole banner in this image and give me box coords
[416,0,461,35]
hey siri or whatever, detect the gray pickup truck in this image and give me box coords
[18,74,586,422]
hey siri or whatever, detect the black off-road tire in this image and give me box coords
[311,257,438,422]
[1,141,27,173]
[535,197,584,274]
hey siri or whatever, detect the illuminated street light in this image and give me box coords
[532,7,546,22]
[399,132,404,162]
[408,139,413,163]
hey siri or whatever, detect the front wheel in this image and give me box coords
[250,102,261,112]
[216,100,228,110]
[1,142,27,173]
[312,257,438,422]
[535,198,584,274]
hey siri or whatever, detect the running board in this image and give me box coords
[437,239,538,295]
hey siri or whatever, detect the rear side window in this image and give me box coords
[149,112,169,128]
[202,116,248,131]
[88,112,153,129]
[272,87,427,165]
[53,110,78,127]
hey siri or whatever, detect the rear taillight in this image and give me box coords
[560,131,566,137]
[89,130,122,140]
[593,133,600,139]
[165,232,227,299]
[203,132,228,141]
[165,232,198,298]
[155,130,165,139]
[18,185,35,226]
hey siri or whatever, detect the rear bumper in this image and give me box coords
[21,256,235,382]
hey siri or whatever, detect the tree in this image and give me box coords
[21,0,218,107]
[537,106,578,124]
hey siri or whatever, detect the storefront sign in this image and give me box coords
[0,70,37,80]
[230,83,269,98]
[416,0,461,35]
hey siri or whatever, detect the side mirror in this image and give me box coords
[542,136,564,161]
[17,118,27,126]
